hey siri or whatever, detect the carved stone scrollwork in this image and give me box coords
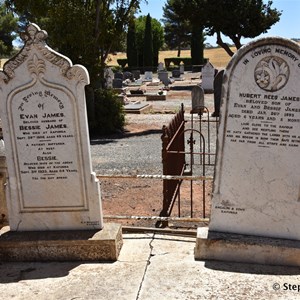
[20,23,48,45]
[27,54,46,78]
[2,23,87,84]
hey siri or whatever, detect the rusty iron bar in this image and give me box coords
[161,104,186,217]
[166,150,214,155]
[96,174,213,181]
[104,215,209,222]
[122,226,198,237]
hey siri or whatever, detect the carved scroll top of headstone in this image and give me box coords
[1,23,88,84]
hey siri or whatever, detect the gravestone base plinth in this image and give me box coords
[0,223,122,262]
[195,227,300,267]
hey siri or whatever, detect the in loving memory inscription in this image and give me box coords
[226,47,300,150]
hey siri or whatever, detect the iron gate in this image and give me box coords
[160,104,219,220]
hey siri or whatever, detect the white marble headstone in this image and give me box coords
[0,24,103,231]
[210,37,300,240]
[201,62,215,91]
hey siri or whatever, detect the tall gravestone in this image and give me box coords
[0,24,103,231]
[195,37,300,266]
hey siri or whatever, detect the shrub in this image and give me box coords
[88,88,125,135]
[117,58,128,68]
[164,57,192,68]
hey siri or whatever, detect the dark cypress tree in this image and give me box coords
[191,26,204,65]
[143,14,153,70]
[126,19,138,69]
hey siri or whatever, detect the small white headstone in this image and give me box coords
[201,62,215,91]
[210,37,300,240]
[0,24,103,231]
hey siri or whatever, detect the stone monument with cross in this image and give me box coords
[0,24,122,261]
[195,37,300,266]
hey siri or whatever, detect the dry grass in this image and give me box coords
[107,47,236,69]
[0,47,234,70]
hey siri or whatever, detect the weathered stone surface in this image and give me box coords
[191,85,204,113]
[0,24,103,231]
[124,103,152,114]
[0,223,122,261]
[195,227,300,267]
[209,37,300,241]
[146,91,167,101]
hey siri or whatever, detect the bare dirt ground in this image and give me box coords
[96,72,216,229]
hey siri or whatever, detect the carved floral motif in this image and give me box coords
[254,56,289,91]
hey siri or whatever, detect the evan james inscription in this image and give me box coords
[0,24,103,231]
[210,38,300,240]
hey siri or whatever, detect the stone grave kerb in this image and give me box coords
[0,23,103,231]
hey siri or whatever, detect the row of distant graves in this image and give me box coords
[107,59,223,116]
[106,60,217,90]
[0,24,299,266]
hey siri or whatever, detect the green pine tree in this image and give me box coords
[126,19,138,68]
[143,14,153,70]
[191,26,204,65]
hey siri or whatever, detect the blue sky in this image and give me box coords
[137,0,300,46]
